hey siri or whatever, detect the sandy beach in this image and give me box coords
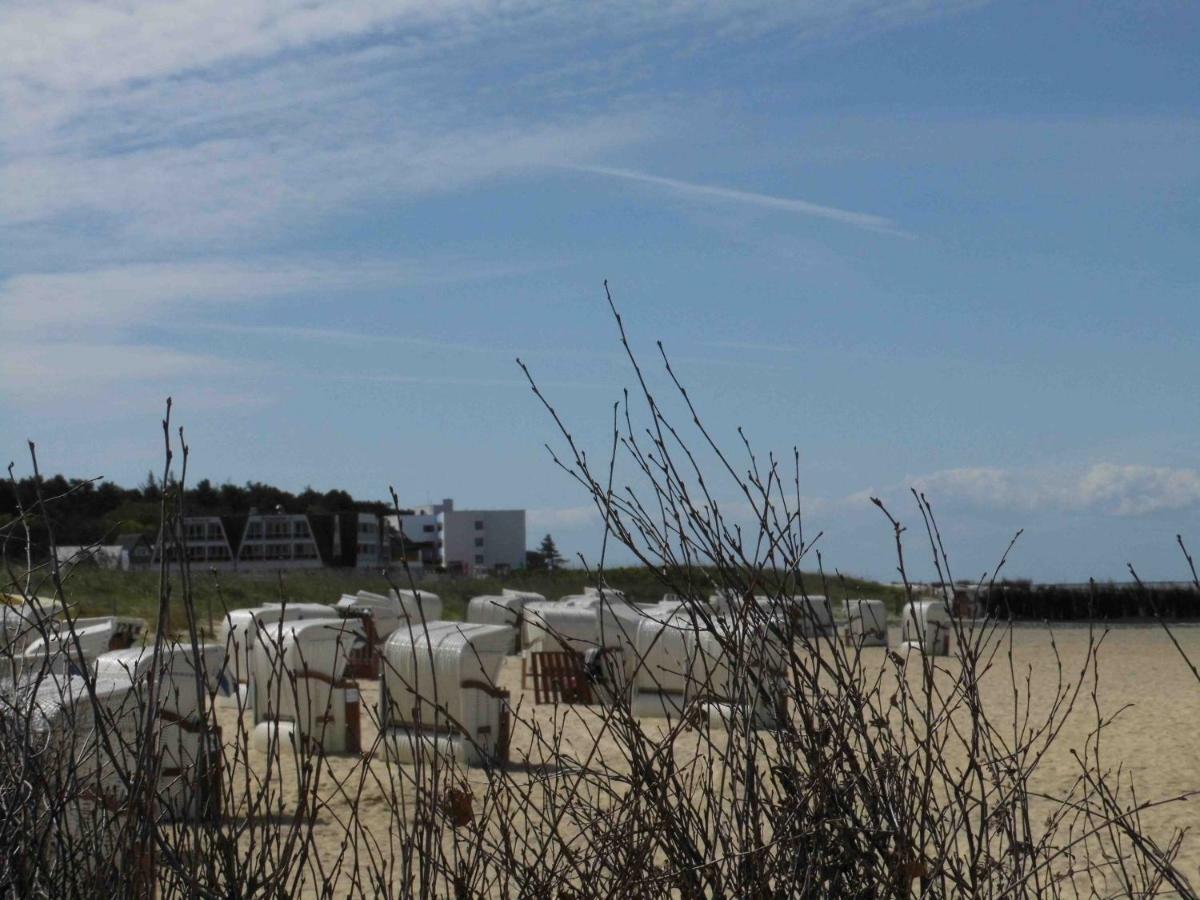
[214,623,1200,896]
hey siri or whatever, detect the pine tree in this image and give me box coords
[538,534,564,571]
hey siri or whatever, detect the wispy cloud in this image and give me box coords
[1,117,647,251]
[188,323,502,356]
[0,341,249,406]
[1,1,981,99]
[0,259,459,337]
[0,0,971,407]
[885,463,1200,517]
[529,505,603,530]
[568,165,904,234]
[0,258,496,404]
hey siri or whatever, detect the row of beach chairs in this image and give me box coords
[3,587,959,790]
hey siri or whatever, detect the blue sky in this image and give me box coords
[2,1,1198,582]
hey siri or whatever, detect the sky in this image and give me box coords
[2,1,1198,582]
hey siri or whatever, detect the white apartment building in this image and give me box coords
[389,499,526,573]
[153,516,235,567]
[238,511,323,570]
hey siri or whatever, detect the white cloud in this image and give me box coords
[1,0,978,242]
[0,0,464,94]
[904,464,1200,517]
[0,1,981,97]
[0,0,979,404]
[0,257,558,338]
[1074,464,1200,516]
[0,341,236,404]
[0,117,646,249]
[0,258,460,403]
[0,261,337,335]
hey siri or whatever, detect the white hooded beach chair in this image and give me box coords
[334,589,442,678]
[629,613,785,728]
[95,642,227,820]
[218,603,334,707]
[23,616,148,670]
[335,588,443,638]
[522,593,603,655]
[899,599,952,657]
[380,621,512,766]
[466,589,544,654]
[251,618,364,755]
[21,667,143,868]
[1,597,64,656]
[843,599,889,648]
[628,615,701,719]
[754,595,836,639]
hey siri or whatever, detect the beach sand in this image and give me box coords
[213,623,1200,896]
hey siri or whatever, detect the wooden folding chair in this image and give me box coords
[528,650,591,705]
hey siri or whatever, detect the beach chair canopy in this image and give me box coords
[252,618,363,725]
[96,642,226,691]
[844,598,889,646]
[523,600,603,653]
[23,616,148,664]
[380,621,511,736]
[900,599,952,652]
[221,603,334,683]
[335,589,442,639]
[466,593,526,628]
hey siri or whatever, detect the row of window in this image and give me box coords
[185,546,232,561]
[184,523,225,540]
[420,520,486,532]
[241,542,319,560]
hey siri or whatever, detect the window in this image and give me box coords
[293,522,309,537]
[474,520,484,530]
[474,554,484,564]
[207,524,223,539]
[423,524,434,533]
[474,537,484,548]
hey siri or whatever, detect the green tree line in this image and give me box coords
[1,473,394,557]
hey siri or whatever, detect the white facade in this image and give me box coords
[350,514,386,568]
[153,516,235,568]
[389,498,526,573]
[238,512,323,570]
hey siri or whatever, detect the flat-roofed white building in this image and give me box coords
[389,498,526,574]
